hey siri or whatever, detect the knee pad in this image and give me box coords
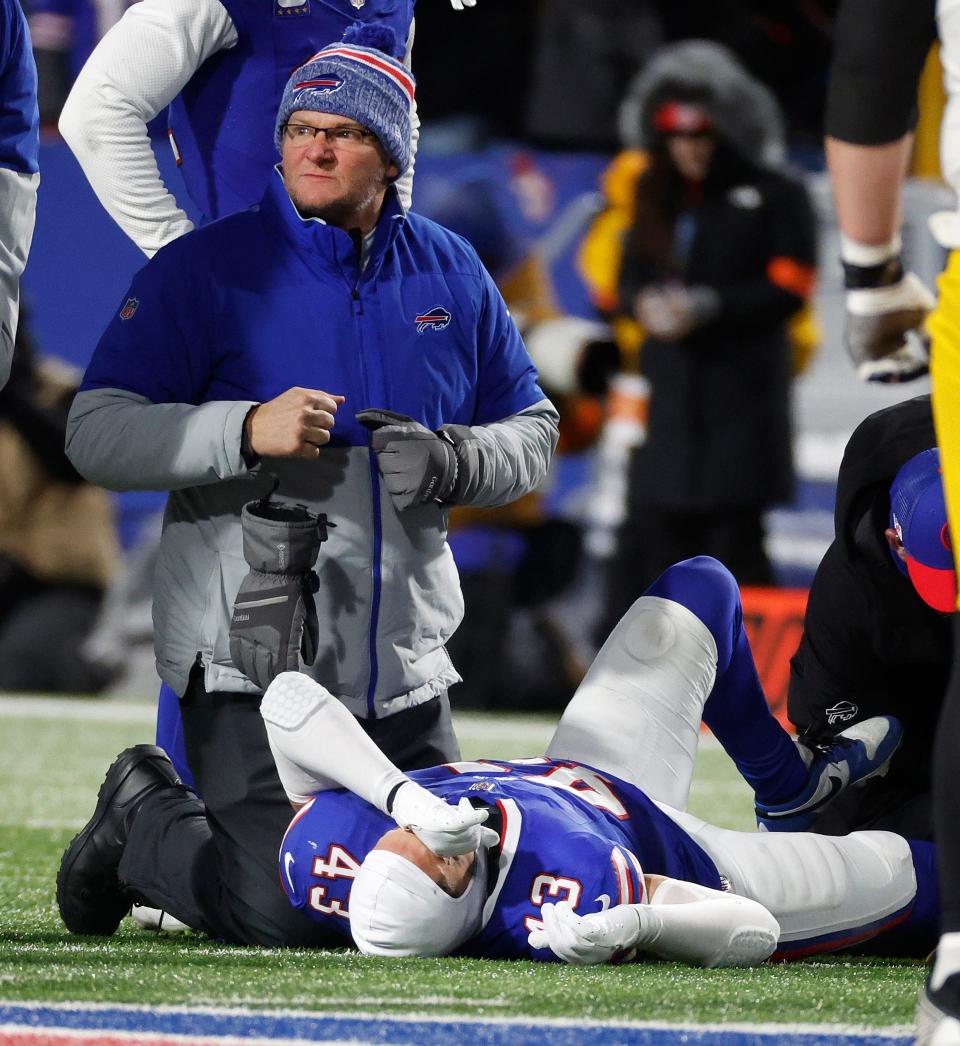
[685,823,917,955]
[643,557,741,668]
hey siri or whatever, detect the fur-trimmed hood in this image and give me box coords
[618,40,785,169]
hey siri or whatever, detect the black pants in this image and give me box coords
[118,668,460,946]
[935,615,960,932]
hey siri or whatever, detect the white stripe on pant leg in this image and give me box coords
[663,806,917,946]
[546,596,718,810]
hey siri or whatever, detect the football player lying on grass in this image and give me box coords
[262,557,937,964]
[59,557,937,961]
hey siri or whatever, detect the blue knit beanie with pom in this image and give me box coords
[275,23,415,174]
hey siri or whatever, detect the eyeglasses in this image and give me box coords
[282,123,377,149]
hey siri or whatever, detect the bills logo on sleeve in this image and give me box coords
[415,306,452,334]
[119,298,139,321]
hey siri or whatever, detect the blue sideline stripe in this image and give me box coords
[0,1004,911,1046]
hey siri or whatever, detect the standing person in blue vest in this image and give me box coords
[58,33,558,947]
[0,0,39,390]
[57,0,477,786]
[58,0,476,257]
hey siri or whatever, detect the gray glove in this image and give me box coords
[228,490,333,690]
[357,408,459,510]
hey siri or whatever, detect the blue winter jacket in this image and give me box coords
[67,173,558,714]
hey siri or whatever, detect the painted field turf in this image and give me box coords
[0,698,927,1040]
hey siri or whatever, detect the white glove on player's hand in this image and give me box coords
[449,0,476,8]
[527,901,642,965]
[844,272,936,383]
[390,782,499,856]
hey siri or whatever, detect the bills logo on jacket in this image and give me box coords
[119,298,139,321]
[294,77,344,93]
[415,306,452,334]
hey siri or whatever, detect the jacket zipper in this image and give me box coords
[353,282,382,720]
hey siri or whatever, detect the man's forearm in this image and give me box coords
[826,136,914,246]
[66,386,255,491]
[447,401,559,508]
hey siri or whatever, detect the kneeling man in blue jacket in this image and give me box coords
[61,25,559,948]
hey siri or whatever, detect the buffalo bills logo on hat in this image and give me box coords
[415,306,451,334]
[119,297,139,321]
[295,76,344,93]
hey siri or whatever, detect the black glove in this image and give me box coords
[228,487,334,690]
[356,408,459,510]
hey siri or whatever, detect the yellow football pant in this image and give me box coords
[931,249,960,611]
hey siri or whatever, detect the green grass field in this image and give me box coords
[0,698,925,1032]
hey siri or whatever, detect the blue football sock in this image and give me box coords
[643,557,807,806]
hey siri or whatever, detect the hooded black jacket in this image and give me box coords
[617,41,812,510]
[788,395,950,840]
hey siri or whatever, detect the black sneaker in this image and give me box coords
[917,970,960,1045]
[57,745,182,936]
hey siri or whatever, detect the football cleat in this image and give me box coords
[918,972,960,1045]
[755,716,902,832]
[130,904,191,934]
[57,745,182,936]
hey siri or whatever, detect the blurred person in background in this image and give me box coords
[657,1,837,157]
[1,0,39,391]
[0,311,120,693]
[593,41,817,642]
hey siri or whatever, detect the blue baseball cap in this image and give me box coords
[889,447,956,612]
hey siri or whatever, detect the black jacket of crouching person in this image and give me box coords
[788,395,950,840]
